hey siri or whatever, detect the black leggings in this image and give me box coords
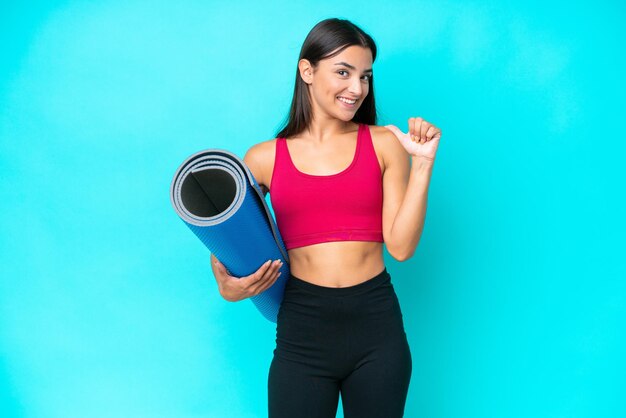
[268,267,412,418]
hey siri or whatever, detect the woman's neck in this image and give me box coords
[304,116,358,144]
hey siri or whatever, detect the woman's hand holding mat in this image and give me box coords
[211,254,283,302]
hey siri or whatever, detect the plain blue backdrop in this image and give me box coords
[1,1,624,417]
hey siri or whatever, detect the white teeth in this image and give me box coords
[338,96,357,104]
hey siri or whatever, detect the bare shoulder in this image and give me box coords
[243,138,278,195]
[367,124,408,173]
[244,138,277,163]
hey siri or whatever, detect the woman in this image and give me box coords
[211,18,441,418]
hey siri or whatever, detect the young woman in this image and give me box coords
[211,18,441,418]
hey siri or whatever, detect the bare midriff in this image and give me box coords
[286,241,385,287]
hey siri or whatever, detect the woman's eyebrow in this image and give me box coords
[334,62,373,73]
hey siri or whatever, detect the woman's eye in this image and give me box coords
[337,70,371,81]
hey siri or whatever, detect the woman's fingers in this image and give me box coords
[426,125,437,141]
[420,119,430,142]
[409,117,438,144]
[242,259,283,296]
[254,270,282,295]
[215,257,283,300]
[248,265,282,296]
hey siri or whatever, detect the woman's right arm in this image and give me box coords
[211,253,283,302]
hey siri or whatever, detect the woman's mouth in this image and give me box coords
[337,96,358,108]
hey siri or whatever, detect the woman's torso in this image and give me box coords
[258,123,389,287]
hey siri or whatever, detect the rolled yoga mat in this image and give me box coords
[170,148,290,323]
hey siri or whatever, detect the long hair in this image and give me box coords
[275,18,378,139]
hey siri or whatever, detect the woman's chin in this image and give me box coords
[335,109,359,121]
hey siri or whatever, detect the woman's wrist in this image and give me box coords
[410,155,435,170]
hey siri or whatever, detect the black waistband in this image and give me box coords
[287,267,390,297]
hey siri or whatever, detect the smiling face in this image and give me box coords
[299,45,373,122]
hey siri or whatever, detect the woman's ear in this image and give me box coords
[298,59,313,84]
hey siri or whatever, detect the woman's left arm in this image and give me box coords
[382,117,442,261]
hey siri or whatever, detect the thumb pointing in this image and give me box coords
[384,124,405,139]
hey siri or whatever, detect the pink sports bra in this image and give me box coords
[269,124,384,250]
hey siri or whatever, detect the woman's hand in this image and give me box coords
[211,253,283,302]
[385,117,442,162]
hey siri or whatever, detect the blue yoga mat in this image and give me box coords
[170,148,290,323]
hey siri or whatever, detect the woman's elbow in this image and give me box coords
[387,246,415,262]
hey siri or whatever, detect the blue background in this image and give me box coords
[1,1,624,417]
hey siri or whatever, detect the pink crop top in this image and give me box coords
[269,123,384,250]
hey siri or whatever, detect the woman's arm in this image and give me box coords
[385,156,434,261]
[381,118,441,261]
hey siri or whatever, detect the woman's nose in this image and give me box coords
[348,77,362,96]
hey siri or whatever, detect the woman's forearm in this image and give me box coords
[389,157,435,261]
